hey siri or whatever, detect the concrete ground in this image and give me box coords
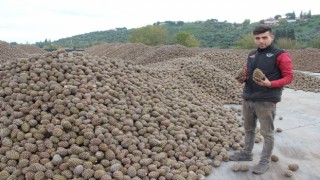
[206,88,320,180]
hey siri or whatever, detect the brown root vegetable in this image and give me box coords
[236,68,246,80]
[284,170,294,177]
[271,154,279,162]
[232,163,241,172]
[253,68,265,80]
[288,163,299,171]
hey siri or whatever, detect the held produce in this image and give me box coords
[253,68,266,80]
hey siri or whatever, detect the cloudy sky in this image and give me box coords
[1,0,319,44]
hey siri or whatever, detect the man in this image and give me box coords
[230,25,294,174]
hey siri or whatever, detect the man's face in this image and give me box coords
[253,31,274,49]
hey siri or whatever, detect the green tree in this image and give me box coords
[274,29,296,40]
[176,21,184,26]
[274,15,282,19]
[173,31,200,47]
[278,18,287,26]
[129,25,168,46]
[285,12,296,19]
[165,21,176,25]
[236,33,256,49]
[307,10,312,18]
[292,11,296,19]
[242,19,251,27]
[289,29,296,40]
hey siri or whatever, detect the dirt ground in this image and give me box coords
[206,88,320,180]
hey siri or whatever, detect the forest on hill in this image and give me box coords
[33,13,320,50]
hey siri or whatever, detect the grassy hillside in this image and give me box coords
[294,15,320,45]
[35,15,320,49]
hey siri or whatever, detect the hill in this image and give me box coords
[35,15,320,49]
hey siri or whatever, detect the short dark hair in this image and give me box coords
[252,25,272,35]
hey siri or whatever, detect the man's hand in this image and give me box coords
[253,77,272,88]
[235,76,247,83]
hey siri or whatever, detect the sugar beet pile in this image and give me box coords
[1,41,320,180]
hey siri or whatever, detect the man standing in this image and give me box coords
[230,25,294,174]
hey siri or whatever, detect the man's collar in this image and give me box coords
[257,44,273,52]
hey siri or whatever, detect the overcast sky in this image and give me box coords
[1,0,319,44]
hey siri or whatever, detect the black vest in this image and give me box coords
[243,45,284,102]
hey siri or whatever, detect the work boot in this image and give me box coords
[252,159,270,174]
[229,151,253,161]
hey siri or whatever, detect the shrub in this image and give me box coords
[309,36,320,48]
[275,38,299,49]
[236,34,256,49]
[129,25,168,46]
[173,31,200,47]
